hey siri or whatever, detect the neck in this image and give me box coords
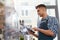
[42,13,47,19]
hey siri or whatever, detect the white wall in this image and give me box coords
[57,0,60,22]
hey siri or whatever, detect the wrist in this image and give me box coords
[37,28,40,31]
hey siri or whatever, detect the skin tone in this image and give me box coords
[29,7,54,38]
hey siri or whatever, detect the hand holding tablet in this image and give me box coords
[27,28,35,33]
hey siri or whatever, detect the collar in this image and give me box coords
[41,15,49,21]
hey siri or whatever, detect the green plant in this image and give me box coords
[20,36,24,40]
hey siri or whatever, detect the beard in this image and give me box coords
[39,14,43,17]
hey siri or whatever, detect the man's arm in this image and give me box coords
[37,28,54,36]
[33,17,58,37]
[33,28,55,37]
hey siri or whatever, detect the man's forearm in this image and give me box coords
[37,28,54,37]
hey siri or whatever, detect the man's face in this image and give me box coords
[36,7,46,17]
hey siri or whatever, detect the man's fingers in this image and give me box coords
[32,27,37,31]
[28,30,33,34]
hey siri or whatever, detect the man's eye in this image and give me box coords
[37,10,39,12]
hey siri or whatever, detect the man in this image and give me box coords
[29,4,59,40]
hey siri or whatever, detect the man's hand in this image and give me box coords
[28,30,34,35]
[28,30,38,38]
[32,27,39,31]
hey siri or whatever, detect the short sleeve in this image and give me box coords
[47,17,59,38]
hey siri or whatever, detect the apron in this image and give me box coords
[38,19,53,40]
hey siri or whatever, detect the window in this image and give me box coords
[21,10,28,16]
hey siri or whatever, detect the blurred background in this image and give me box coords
[0,0,60,40]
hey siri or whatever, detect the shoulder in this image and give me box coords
[48,16,57,21]
[48,16,58,24]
